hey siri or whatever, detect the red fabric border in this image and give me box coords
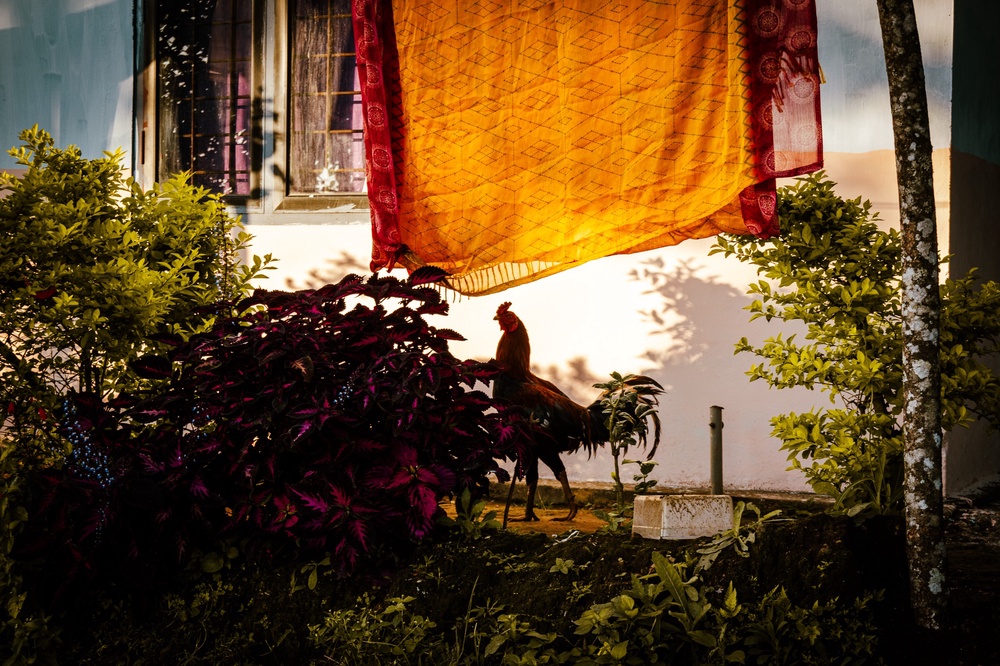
[740,0,824,236]
[352,0,406,271]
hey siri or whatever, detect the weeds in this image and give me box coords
[695,501,785,574]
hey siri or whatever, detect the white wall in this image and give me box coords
[247,218,823,492]
[242,143,953,494]
[238,0,961,493]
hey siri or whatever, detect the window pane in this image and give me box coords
[289,0,366,194]
[157,0,253,197]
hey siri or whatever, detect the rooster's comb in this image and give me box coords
[496,302,512,316]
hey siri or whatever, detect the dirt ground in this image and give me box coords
[494,503,610,534]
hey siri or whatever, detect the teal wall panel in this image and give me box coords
[0,0,134,169]
[952,0,1000,165]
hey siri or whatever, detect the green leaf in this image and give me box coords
[485,634,506,656]
[201,551,225,574]
[609,640,629,660]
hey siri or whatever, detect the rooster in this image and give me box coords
[491,302,663,523]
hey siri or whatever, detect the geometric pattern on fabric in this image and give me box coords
[354,0,821,295]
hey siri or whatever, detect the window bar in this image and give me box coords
[325,3,334,184]
[226,0,240,194]
[289,0,364,195]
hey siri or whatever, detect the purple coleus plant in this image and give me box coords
[145,268,521,564]
[22,268,524,594]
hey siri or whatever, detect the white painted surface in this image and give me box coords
[633,494,735,540]
[245,221,827,492]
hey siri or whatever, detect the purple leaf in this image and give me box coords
[434,328,466,341]
[131,354,173,379]
[290,487,331,515]
[408,265,449,285]
[33,285,58,300]
[290,421,313,444]
[190,476,209,498]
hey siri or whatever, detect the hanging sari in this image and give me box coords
[353,0,822,295]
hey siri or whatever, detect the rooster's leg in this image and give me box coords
[509,480,540,521]
[509,455,541,522]
[502,474,517,528]
[552,470,578,521]
[537,450,576,521]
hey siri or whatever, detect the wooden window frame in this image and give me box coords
[139,0,369,223]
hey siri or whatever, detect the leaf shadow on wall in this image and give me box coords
[631,255,751,376]
[562,254,764,485]
[281,251,369,291]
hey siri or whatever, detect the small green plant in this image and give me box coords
[291,556,333,594]
[549,558,576,574]
[740,587,883,665]
[592,460,659,533]
[199,544,241,576]
[592,507,632,533]
[572,551,720,662]
[438,488,503,540]
[483,613,561,663]
[568,581,593,604]
[694,501,784,574]
[625,458,659,494]
[309,594,444,664]
[594,372,662,511]
[450,588,508,662]
[712,172,1000,517]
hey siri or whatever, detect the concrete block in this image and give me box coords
[632,494,734,540]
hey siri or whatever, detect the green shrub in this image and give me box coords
[0,125,271,665]
[54,507,885,665]
[309,594,447,665]
[0,125,271,462]
[711,172,1000,517]
[305,549,881,665]
[17,270,519,605]
[739,587,882,666]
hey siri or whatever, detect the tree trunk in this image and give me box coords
[875,0,947,630]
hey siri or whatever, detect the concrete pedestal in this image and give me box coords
[632,494,734,540]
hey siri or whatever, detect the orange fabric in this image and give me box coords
[355,0,822,295]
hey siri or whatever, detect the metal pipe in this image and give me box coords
[710,405,723,495]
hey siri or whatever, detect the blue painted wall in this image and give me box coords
[0,0,134,168]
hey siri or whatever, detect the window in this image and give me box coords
[156,0,254,197]
[146,0,367,214]
[289,1,365,195]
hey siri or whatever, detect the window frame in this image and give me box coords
[138,0,370,224]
